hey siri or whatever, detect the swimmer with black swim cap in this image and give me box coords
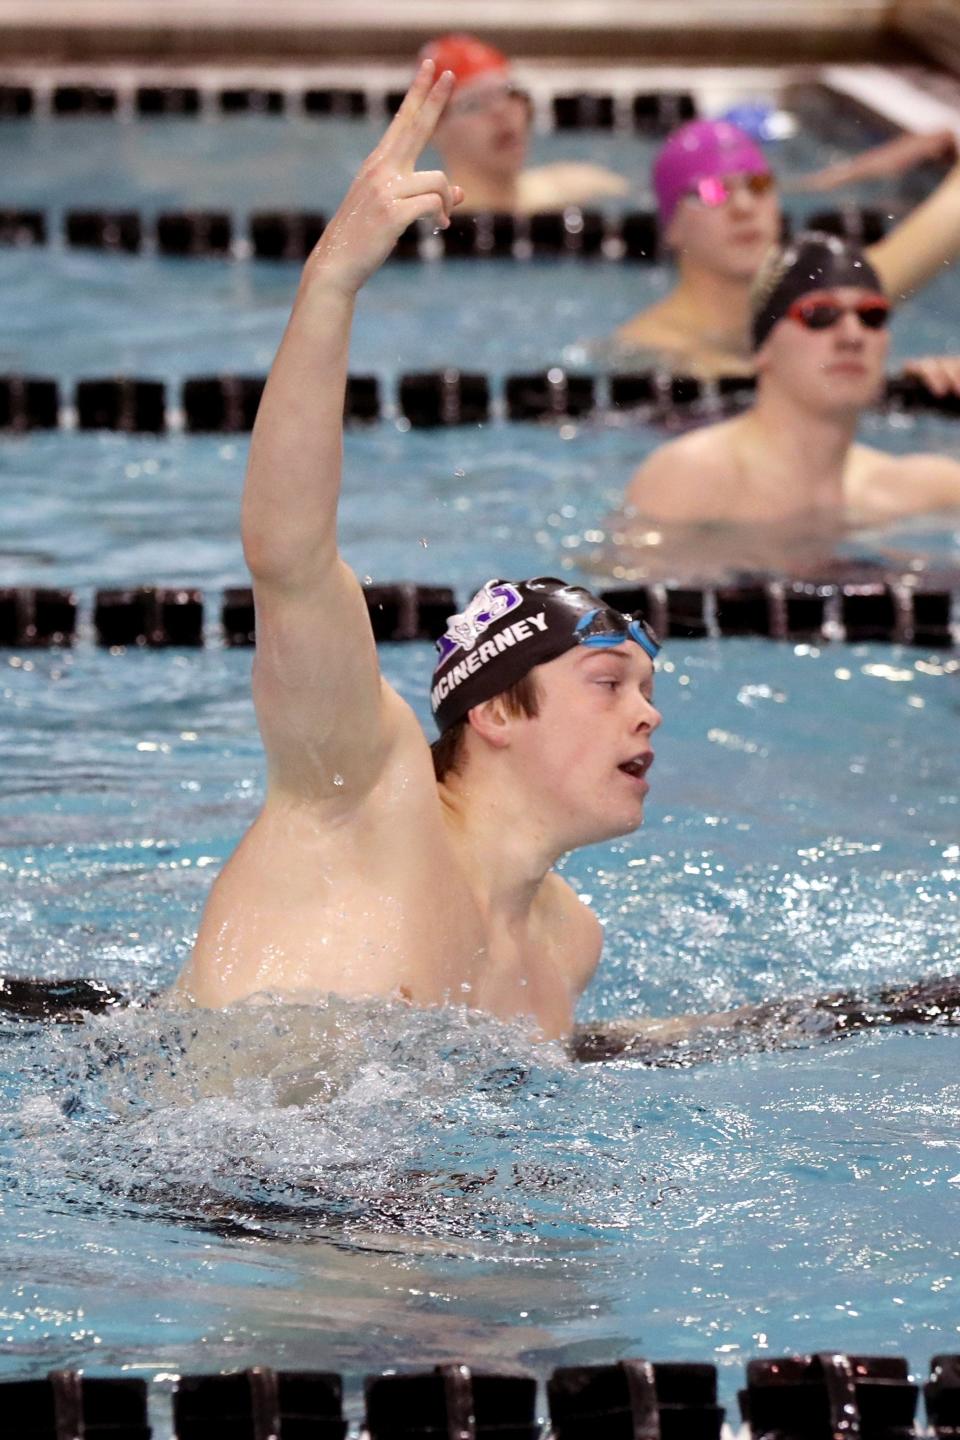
[177,66,662,1042]
[619,229,960,567]
[749,230,886,352]
[430,577,659,733]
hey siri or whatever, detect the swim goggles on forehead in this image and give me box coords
[574,608,661,660]
[448,81,531,117]
[786,291,891,332]
[684,171,775,208]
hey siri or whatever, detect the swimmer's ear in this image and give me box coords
[465,695,514,749]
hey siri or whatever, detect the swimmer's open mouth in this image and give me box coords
[618,753,653,779]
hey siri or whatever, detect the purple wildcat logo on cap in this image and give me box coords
[435,581,523,664]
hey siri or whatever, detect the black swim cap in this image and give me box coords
[430,577,660,735]
[751,231,885,351]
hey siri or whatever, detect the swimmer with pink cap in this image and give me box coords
[424,31,628,214]
[653,118,772,229]
[603,116,782,377]
[606,110,960,381]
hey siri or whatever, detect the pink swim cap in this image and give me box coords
[653,119,771,228]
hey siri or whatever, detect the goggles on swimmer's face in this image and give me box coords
[683,170,775,209]
[448,80,531,118]
[786,290,891,333]
[574,608,661,661]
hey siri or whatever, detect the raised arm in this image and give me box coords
[867,159,960,299]
[243,61,461,802]
[789,129,957,194]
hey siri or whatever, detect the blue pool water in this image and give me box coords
[0,105,899,217]
[1,98,960,1419]
[1,639,959,1415]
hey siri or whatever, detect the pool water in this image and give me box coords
[1,94,960,1417]
[2,639,958,1414]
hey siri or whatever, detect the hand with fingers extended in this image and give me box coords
[308,60,464,297]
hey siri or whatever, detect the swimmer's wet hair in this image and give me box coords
[431,671,542,782]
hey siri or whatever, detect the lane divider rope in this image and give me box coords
[0,1350,953,1437]
[0,79,697,130]
[0,203,892,262]
[1,578,956,650]
[1,365,955,434]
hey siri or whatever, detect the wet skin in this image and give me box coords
[617,284,960,573]
[177,64,661,1041]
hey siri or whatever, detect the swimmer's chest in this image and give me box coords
[196,799,484,995]
[203,802,577,1021]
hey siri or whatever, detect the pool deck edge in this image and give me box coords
[0,0,919,65]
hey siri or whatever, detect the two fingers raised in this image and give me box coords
[375,61,456,172]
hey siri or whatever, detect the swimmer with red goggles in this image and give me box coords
[619,229,960,557]
[785,291,891,333]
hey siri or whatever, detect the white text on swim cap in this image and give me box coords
[431,612,548,710]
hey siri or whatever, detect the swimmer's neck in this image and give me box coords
[438,767,563,923]
[442,161,522,215]
[738,378,860,507]
[662,257,755,355]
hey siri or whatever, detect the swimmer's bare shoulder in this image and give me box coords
[517,163,628,213]
[613,302,685,355]
[547,871,603,986]
[482,873,601,1037]
[611,304,751,379]
[178,686,450,1009]
[846,444,960,520]
[625,418,741,520]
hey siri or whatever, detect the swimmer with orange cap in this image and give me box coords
[605,115,960,386]
[421,33,629,214]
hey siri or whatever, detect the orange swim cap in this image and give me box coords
[418,33,510,91]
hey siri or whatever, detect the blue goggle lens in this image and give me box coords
[575,610,660,660]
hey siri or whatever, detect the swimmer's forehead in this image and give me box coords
[794,284,887,301]
[580,643,655,669]
[454,69,516,96]
[556,642,657,680]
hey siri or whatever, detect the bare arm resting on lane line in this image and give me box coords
[242,62,462,803]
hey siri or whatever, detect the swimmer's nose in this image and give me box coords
[634,695,663,733]
[728,181,757,215]
[836,312,866,347]
[489,88,521,121]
